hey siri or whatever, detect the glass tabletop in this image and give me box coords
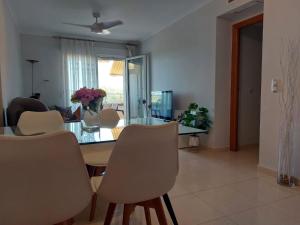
[0,117,207,145]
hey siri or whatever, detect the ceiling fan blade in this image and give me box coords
[63,23,92,29]
[102,20,123,29]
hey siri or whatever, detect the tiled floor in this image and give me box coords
[75,146,300,225]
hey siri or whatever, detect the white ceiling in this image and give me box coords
[7,0,212,42]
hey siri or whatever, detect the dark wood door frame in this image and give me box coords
[230,14,264,151]
[0,67,3,127]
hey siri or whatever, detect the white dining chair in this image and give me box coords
[17,110,64,135]
[0,131,93,225]
[99,108,120,128]
[81,108,120,171]
[89,122,178,225]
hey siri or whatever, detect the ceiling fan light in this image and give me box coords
[97,29,111,35]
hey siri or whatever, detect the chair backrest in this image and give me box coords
[0,131,93,225]
[6,97,49,126]
[99,108,120,128]
[17,111,64,135]
[99,121,178,204]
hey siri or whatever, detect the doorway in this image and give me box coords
[125,55,149,119]
[230,14,264,151]
[98,58,125,118]
[98,55,149,120]
[0,68,3,126]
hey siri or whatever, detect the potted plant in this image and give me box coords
[178,103,212,147]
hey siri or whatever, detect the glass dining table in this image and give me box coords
[0,117,207,145]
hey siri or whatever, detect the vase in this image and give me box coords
[81,98,103,132]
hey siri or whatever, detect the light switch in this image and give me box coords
[271,79,278,93]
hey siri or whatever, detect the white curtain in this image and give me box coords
[61,39,98,106]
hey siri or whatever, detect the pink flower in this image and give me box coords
[71,87,107,105]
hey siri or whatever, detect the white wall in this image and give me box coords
[21,34,129,107]
[21,34,63,106]
[259,0,300,177]
[142,0,300,177]
[142,0,260,147]
[0,0,23,113]
[142,2,215,114]
[238,24,262,146]
[212,17,232,148]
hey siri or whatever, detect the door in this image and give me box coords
[125,55,149,119]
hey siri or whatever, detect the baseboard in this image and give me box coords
[257,165,277,177]
[178,145,229,151]
[238,144,259,149]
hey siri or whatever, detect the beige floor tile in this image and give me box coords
[195,186,262,215]
[170,194,224,225]
[108,206,171,225]
[198,217,238,225]
[75,202,170,225]
[229,205,299,225]
[229,177,294,204]
[270,195,300,222]
[259,175,300,194]
[169,174,225,197]
[74,146,300,225]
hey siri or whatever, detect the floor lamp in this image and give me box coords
[26,59,40,99]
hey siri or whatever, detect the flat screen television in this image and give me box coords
[151,90,173,120]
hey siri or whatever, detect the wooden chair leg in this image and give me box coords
[153,198,168,225]
[86,165,95,177]
[104,203,117,225]
[94,166,106,176]
[163,194,178,225]
[144,206,152,225]
[123,204,135,225]
[89,193,98,221]
[87,165,106,177]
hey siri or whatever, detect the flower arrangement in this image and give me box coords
[71,87,106,112]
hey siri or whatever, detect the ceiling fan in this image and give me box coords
[64,12,123,35]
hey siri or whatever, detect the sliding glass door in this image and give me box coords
[125,55,149,119]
